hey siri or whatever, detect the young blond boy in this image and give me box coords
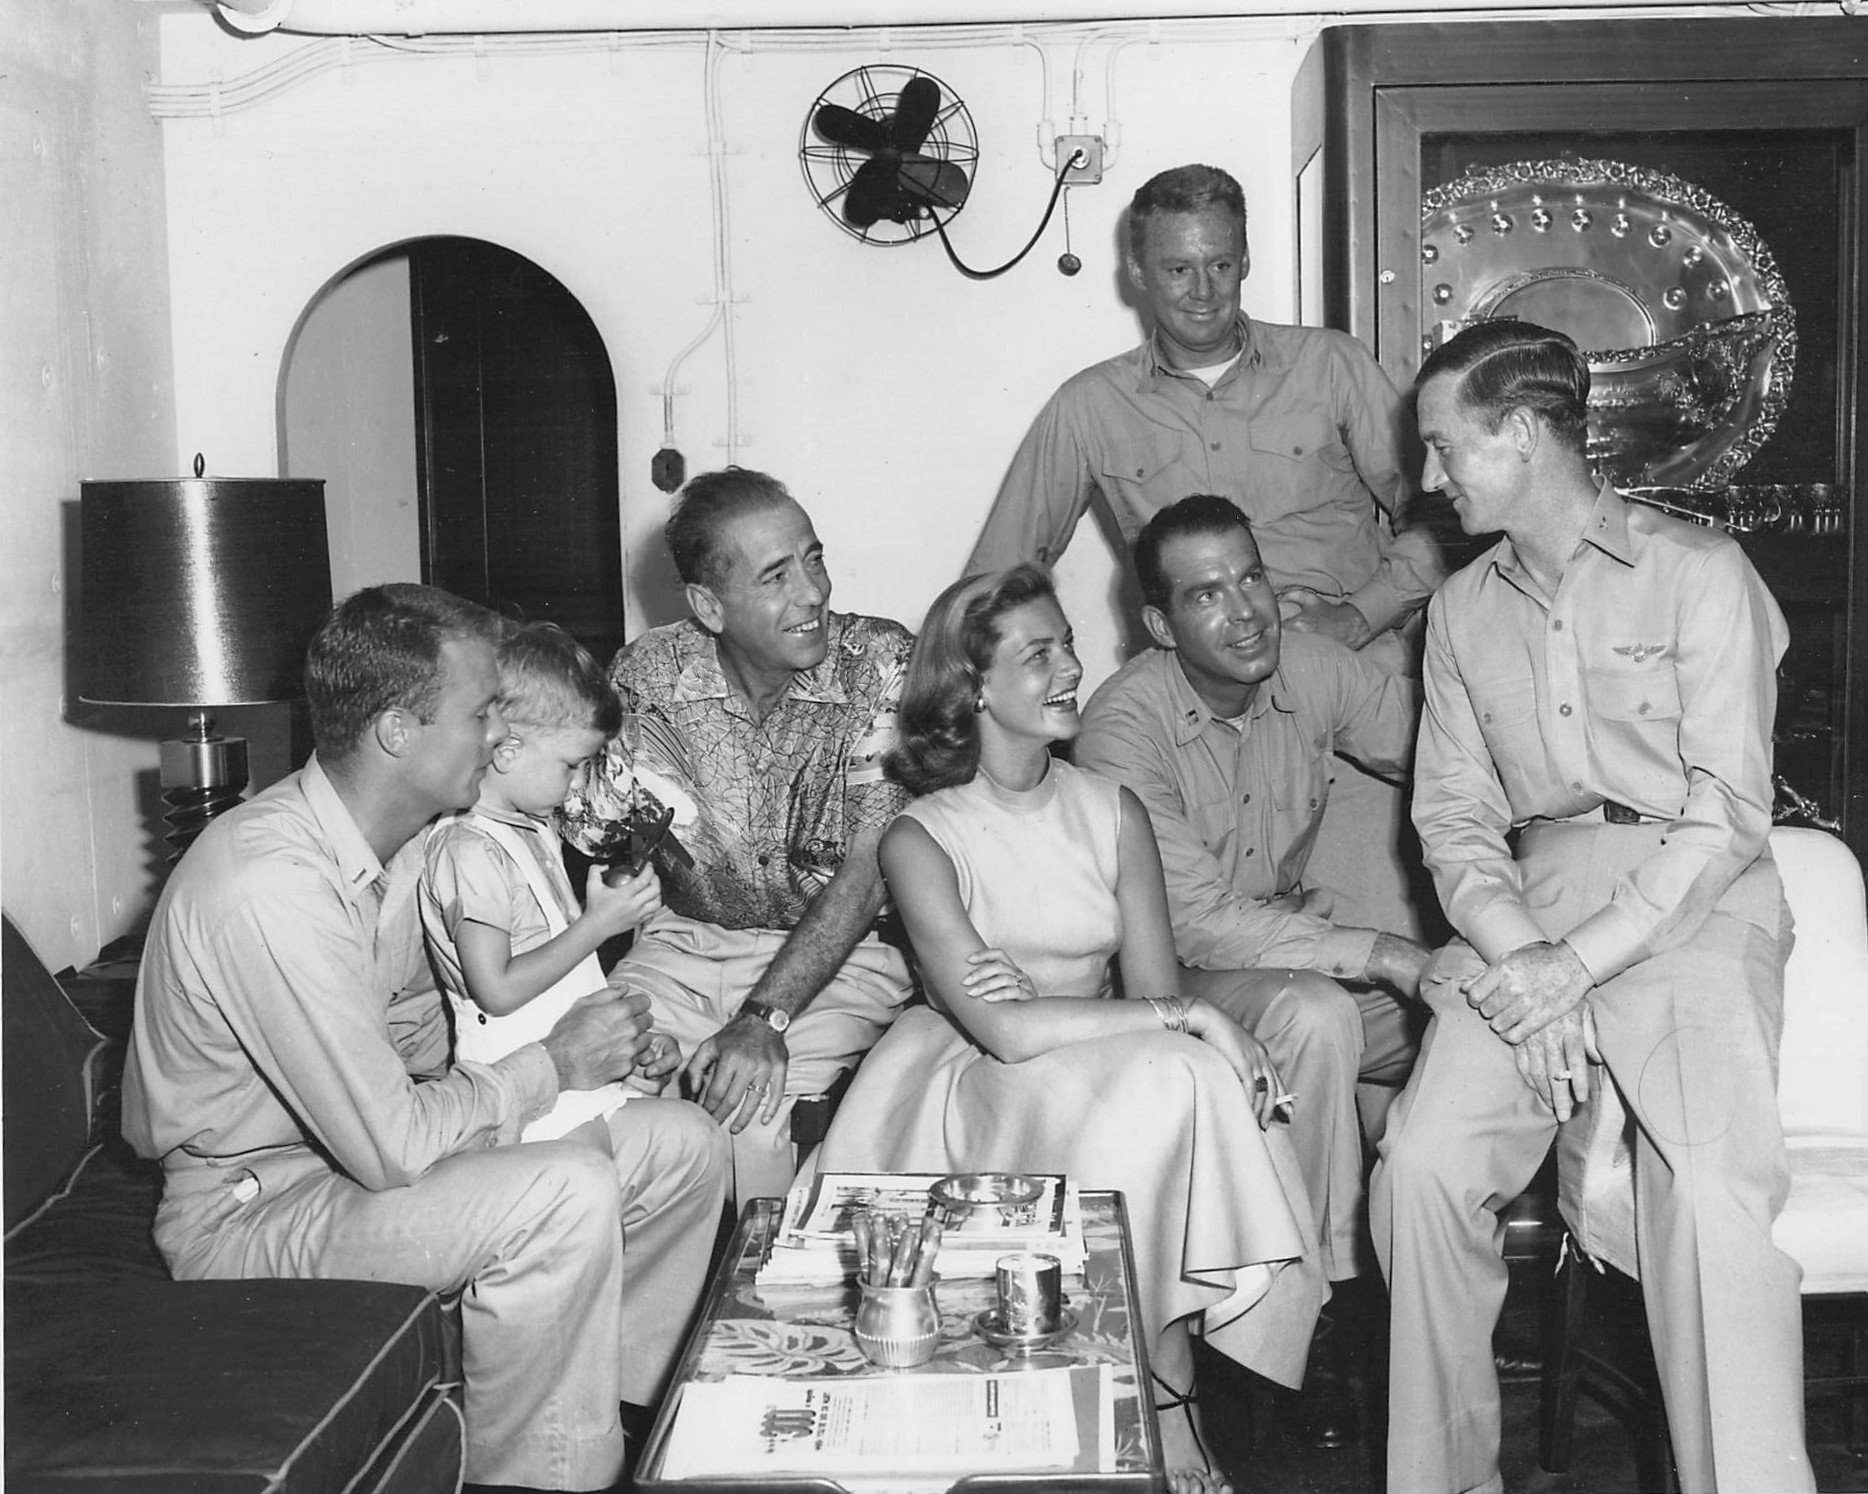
[422,621,674,1142]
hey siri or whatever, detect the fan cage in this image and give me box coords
[799,64,979,246]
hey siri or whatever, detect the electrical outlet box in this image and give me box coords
[1057,135,1104,185]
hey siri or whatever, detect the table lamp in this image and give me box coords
[78,464,332,862]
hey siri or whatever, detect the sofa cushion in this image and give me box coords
[5,1138,168,1282]
[2,915,106,1229]
[352,1387,466,1494]
[5,1278,457,1494]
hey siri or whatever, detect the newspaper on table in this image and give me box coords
[758,1171,1086,1284]
[655,1365,1114,1490]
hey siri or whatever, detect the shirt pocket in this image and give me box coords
[1586,666,1682,725]
[1269,752,1331,870]
[1098,436,1188,532]
[1584,665,1685,802]
[1186,784,1240,862]
[1245,413,1352,522]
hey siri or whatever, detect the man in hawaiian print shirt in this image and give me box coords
[565,468,915,1204]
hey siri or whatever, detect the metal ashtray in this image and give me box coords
[929,1172,1043,1229]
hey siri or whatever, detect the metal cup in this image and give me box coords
[853,1278,941,1368]
[995,1252,1062,1337]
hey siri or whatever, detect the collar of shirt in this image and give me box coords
[1151,646,1298,749]
[301,753,418,914]
[1140,314,1262,390]
[1491,479,1637,601]
[668,614,855,715]
[469,801,553,833]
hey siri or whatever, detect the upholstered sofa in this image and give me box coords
[3,913,464,1494]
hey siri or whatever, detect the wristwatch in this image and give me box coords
[741,999,792,1035]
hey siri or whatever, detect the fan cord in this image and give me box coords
[931,150,1079,282]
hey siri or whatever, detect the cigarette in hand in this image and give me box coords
[1273,1091,1298,1118]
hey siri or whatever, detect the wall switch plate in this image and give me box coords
[1057,135,1104,185]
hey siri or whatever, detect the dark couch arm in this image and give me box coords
[3,915,464,1494]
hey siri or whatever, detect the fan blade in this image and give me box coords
[814,103,889,154]
[898,156,971,212]
[843,157,904,229]
[890,75,941,154]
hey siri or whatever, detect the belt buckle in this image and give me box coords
[1603,800,1641,825]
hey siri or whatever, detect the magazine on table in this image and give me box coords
[654,1364,1114,1489]
[758,1171,1086,1284]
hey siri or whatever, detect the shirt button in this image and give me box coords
[1573,781,1584,791]
[1292,446,1303,456]
[757,853,771,866]
[1136,468,1146,478]
[1309,797,1319,808]
[1210,441,1220,452]
[1241,793,1251,803]
[1638,702,1650,715]
[1559,704,1572,717]
[1244,847,1255,857]
[1552,619,1564,631]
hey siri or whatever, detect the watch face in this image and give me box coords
[766,1007,792,1033]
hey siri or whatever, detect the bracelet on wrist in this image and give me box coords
[1144,995,1190,1033]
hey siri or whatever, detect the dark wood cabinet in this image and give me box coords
[1296,18,1868,848]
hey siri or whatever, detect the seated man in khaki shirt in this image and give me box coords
[122,583,730,1491]
[1076,495,1426,1440]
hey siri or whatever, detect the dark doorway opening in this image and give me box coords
[410,237,623,663]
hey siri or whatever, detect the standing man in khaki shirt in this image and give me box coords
[1372,321,1811,1494]
[971,162,1443,947]
[1077,494,1425,1445]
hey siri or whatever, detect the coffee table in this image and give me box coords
[634,1187,1167,1492]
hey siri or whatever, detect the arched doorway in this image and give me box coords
[282,237,624,664]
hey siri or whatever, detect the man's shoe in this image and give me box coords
[1288,1373,1362,1450]
[1493,1341,1544,1380]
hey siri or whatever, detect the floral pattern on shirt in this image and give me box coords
[562,611,913,932]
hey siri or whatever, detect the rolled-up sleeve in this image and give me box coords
[968,391,1097,573]
[1336,338,1443,634]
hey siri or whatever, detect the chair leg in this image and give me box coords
[1540,1240,1589,1473]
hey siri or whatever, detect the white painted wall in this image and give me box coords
[155,17,1317,686]
[4,1,1778,964]
[1,0,177,969]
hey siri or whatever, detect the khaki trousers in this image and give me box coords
[613,912,914,1205]
[154,1098,729,1490]
[1184,965,1415,1280]
[1370,821,1812,1494]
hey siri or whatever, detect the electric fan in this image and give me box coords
[800,65,977,246]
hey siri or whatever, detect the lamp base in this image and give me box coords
[159,713,249,863]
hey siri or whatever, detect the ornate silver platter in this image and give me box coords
[1421,157,1796,490]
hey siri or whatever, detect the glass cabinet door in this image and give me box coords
[1307,20,1866,842]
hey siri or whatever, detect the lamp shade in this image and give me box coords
[78,477,332,707]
